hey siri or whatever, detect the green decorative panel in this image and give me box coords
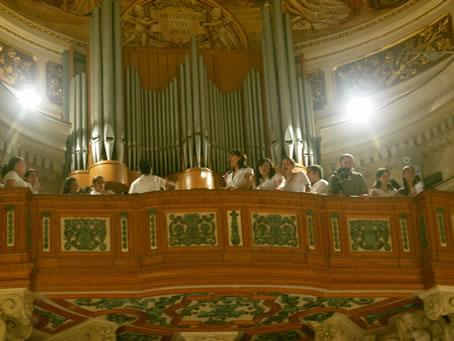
[399,214,410,252]
[330,213,341,252]
[60,217,111,252]
[148,209,157,250]
[120,212,129,252]
[167,212,217,247]
[6,205,15,247]
[117,332,161,341]
[179,296,267,325]
[42,211,51,252]
[419,214,428,249]
[348,219,392,252]
[227,210,242,246]
[33,307,69,329]
[307,210,315,250]
[251,329,304,341]
[437,208,447,247]
[106,313,136,325]
[68,293,378,329]
[362,301,424,326]
[251,213,298,247]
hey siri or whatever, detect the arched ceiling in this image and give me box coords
[0,0,413,49]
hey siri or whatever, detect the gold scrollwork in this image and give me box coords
[46,62,63,106]
[0,39,36,88]
[307,69,327,111]
[333,13,454,99]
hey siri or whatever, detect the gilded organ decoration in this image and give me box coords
[0,40,36,88]
[367,0,409,9]
[35,0,102,16]
[121,0,246,49]
[334,14,454,99]
[46,62,63,106]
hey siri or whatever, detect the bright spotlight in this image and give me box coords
[200,171,207,178]
[346,97,373,122]
[17,87,41,109]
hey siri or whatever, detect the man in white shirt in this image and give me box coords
[90,176,105,195]
[129,160,167,194]
[307,165,329,195]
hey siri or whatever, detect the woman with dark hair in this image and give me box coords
[25,169,40,194]
[129,159,168,193]
[370,168,398,197]
[399,166,423,197]
[61,177,80,194]
[2,156,28,188]
[223,151,254,190]
[280,157,310,192]
[253,158,284,190]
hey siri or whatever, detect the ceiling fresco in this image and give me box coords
[0,0,413,48]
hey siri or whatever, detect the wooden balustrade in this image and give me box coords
[1,188,454,293]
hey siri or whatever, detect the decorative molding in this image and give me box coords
[120,212,129,253]
[251,213,298,248]
[333,13,454,99]
[399,213,410,252]
[45,319,118,341]
[348,219,392,252]
[330,213,341,252]
[175,331,242,341]
[313,314,363,341]
[0,288,34,341]
[60,217,111,252]
[6,205,15,247]
[436,208,447,247]
[148,209,157,250]
[227,210,242,247]
[307,210,315,250]
[34,307,69,329]
[0,4,86,48]
[42,211,51,252]
[166,212,217,247]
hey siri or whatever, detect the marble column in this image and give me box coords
[0,288,34,341]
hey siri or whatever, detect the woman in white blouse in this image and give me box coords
[253,158,284,190]
[369,168,398,197]
[224,151,254,190]
[2,156,28,188]
[281,157,310,192]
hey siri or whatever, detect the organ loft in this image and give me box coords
[1,0,454,340]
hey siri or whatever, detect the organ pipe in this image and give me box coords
[91,7,103,164]
[81,72,88,170]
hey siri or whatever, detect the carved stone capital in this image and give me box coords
[313,314,363,341]
[419,287,454,320]
[47,320,118,341]
[0,288,34,341]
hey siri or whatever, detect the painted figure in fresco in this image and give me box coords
[286,0,355,31]
[123,4,158,47]
[367,0,409,9]
[34,0,101,15]
[203,8,240,50]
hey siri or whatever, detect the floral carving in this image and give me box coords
[62,218,109,251]
[348,219,392,252]
[252,213,298,247]
[167,213,217,247]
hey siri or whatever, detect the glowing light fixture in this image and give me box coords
[17,87,41,109]
[200,171,207,178]
[346,97,373,123]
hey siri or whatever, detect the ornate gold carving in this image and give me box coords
[307,69,327,111]
[46,62,63,106]
[122,0,247,49]
[0,4,86,48]
[0,39,36,88]
[295,0,422,51]
[36,0,102,16]
[0,24,61,55]
[333,13,454,99]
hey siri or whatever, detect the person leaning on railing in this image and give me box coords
[328,154,368,197]
[307,165,329,195]
[61,177,80,194]
[2,156,28,189]
[281,157,311,192]
[25,169,40,194]
[399,165,424,197]
[223,151,254,190]
[252,158,285,190]
[369,168,398,197]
